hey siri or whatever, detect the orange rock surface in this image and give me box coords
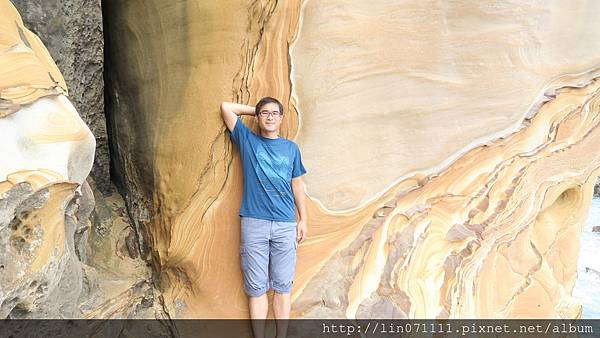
[101,0,600,319]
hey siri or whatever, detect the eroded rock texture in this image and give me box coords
[10,0,108,194]
[0,0,95,317]
[1,1,156,319]
[77,177,160,319]
[103,0,600,319]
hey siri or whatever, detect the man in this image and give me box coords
[220,97,308,338]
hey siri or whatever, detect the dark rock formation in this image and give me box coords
[101,0,158,263]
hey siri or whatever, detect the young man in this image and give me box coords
[220,97,308,338]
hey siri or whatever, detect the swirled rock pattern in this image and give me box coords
[10,0,108,194]
[102,0,600,319]
[1,1,157,319]
[0,0,94,317]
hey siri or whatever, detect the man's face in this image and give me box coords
[256,102,283,134]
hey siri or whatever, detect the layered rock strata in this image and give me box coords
[1,1,155,319]
[102,0,600,319]
[0,0,95,317]
[11,0,108,194]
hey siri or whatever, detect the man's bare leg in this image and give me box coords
[273,291,291,338]
[249,293,268,338]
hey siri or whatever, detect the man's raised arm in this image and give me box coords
[220,102,256,132]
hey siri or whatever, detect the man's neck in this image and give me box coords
[259,129,279,139]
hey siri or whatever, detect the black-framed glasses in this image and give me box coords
[259,110,283,118]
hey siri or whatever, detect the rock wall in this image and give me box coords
[0,0,95,317]
[102,0,600,319]
[10,0,109,194]
[0,1,157,319]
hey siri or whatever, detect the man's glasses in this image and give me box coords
[259,110,283,118]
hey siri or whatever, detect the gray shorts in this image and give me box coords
[240,216,298,297]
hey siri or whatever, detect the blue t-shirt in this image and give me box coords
[227,116,307,222]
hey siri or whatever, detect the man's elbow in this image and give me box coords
[292,177,305,192]
[220,102,229,116]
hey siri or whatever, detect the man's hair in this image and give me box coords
[255,97,284,116]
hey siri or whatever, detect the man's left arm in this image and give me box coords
[292,176,308,244]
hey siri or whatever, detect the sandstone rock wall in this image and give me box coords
[0,0,95,317]
[100,0,600,319]
[10,0,109,194]
[1,1,157,319]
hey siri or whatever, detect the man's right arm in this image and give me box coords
[220,102,255,132]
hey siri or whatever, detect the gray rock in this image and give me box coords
[0,182,86,318]
[11,0,109,195]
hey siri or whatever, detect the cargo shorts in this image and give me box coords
[239,216,298,297]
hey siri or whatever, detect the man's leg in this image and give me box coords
[272,291,291,318]
[248,293,268,338]
[270,220,298,338]
[249,294,269,318]
[273,291,291,338]
[240,217,272,338]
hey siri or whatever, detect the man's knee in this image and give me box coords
[244,281,268,298]
[271,280,293,294]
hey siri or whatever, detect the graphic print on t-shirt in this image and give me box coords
[255,144,290,196]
